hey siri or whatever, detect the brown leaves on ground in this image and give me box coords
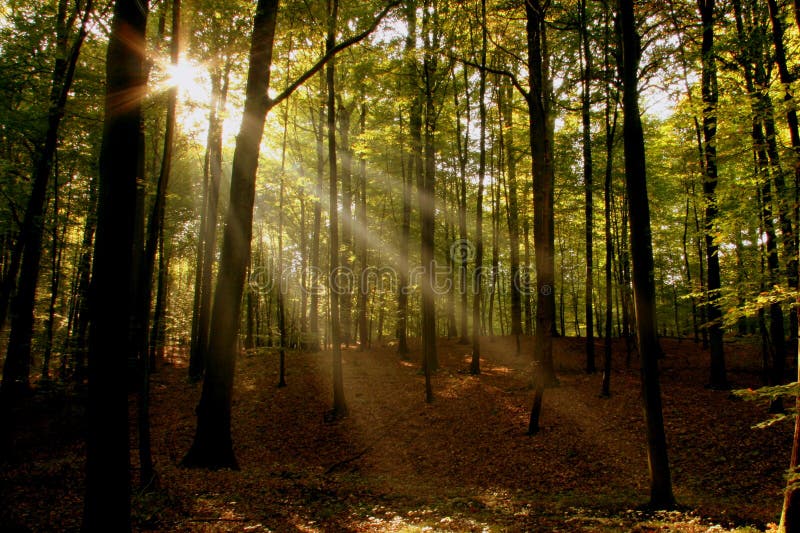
[0,336,792,531]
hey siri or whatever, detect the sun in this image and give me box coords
[150,55,218,138]
[164,59,209,101]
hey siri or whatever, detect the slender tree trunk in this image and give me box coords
[338,100,354,346]
[357,97,369,349]
[136,0,180,490]
[276,69,291,388]
[472,0,487,375]
[43,169,72,381]
[698,0,727,389]
[69,174,98,383]
[327,0,347,418]
[397,0,417,357]
[734,0,787,412]
[499,77,522,353]
[618,0,674,508]
[767,0,800,343]
[189,62,231,379]
[148,223,169,365]
[523,218,533,335]
[580,0,595,373]
[309,72,325,353]
[601,74,617,397]
[419,0,439,391]
[453,67,471,345]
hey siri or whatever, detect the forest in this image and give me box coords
[2,0,800,530]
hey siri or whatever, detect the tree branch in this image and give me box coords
[453,55,530,100]
[267,0,401,111]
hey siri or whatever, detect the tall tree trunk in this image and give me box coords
[397,0,417,357]
[490,132,500,337]
[419,0,439,395]
[618,0,674,508]
[601,80,617,397]
[767,0,800,344]
[182,0,279,469]
[327,0,347,418]
[698,0,727,389]
[526,0,557,435]
[309,71,325,353]
[601,0,617,398]
[471,0,487,375]
[277,69,291,388]
[83,0,147,527]
[189,61,231,379]
[734,0,787,413]
[43,168,72,381]
[357,97,369,349]
[136,0,180,490]
[580,0,595,374]
[523,218,533,335]
[337,100,355,346]
[148,223,169,365]
[69,174,98,383]
[453,67,471,345]
[499,77,522,353]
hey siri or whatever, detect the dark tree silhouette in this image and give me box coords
[83,0,148,528]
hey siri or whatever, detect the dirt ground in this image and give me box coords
[0,335,793,531]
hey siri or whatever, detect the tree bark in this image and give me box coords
[182,0,279,469]
[82,0,147,528]
[189,61,231,380]
[327,0,347,418]
[580,0,595,374]
[618,0,675,508]
[420,0,439,391]
[698,0,727,389]
[453,67,471,345]
[526,0,557,435]
[397,0,417,357]
[471,0,487,375]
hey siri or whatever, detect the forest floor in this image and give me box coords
[0,335,794,532]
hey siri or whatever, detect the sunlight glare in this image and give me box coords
[165,60,209,101]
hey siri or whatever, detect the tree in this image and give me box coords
[419,0,441,397]
[617,0,675,508]
[499,74,523,354]
[83,0,148,527]
[397,0,417,357]
[188,59,233,380]
[698,0,727,390]
[471,0,487,376]
[327,0,347,417]
[182,0,279,469]
[579,0,595,374]
[135,0,181,488]
[526,0,557,435]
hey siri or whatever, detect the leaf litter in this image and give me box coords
[0,335,791,531]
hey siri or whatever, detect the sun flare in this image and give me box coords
[164,59,209,101]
